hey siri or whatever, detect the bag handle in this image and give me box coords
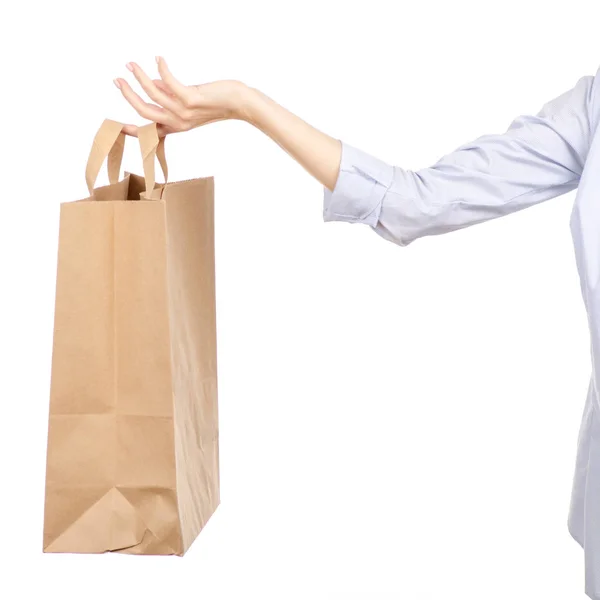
[85,119,168,198]
[137,121,169,199]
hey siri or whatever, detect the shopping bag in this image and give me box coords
[42,119,220,555]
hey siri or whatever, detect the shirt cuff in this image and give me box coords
[323,140,395,227]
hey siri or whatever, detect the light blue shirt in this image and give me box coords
[323,66,600,600]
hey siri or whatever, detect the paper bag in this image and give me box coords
[42,119,220,555]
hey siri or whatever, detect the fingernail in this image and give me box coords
[113,78,121,89]
[155,56,161,64]
[126,62,134,72]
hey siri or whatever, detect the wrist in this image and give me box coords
[235,85,267,128]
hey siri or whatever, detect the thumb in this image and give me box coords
[122,124,139,137]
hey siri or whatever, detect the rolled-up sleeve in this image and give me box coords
[323,142,395,227]
[323,70,599,247]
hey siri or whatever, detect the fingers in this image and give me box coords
[153,79,175,97]
[156,56,192,105]
[114,57,191,136]
[114,77,178,126]
[126,62,185,117]
[120,123,171,138]
[156,123,172,137]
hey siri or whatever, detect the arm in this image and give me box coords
[243,73,599,247]
[323,71,599,247]
[115,59,343,191]
[238,87,342,192]
[115,59,599,247]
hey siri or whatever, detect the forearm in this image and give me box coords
[238,85,342,191]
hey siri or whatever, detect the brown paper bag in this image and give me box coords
[42,119,220,555]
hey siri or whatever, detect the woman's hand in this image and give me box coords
[114,56,342,191]
[114,56,250,137]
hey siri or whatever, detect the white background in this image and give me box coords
[0,1,598,598]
